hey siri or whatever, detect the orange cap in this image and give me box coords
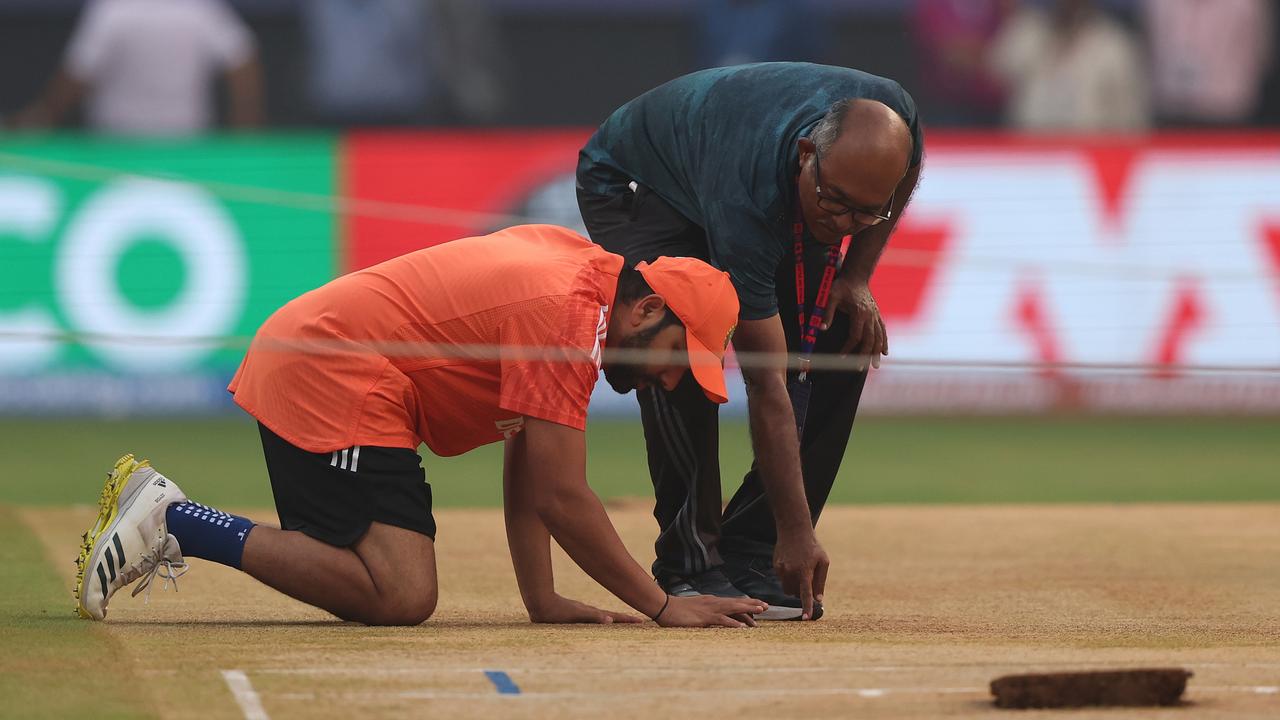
[636,257,739,403]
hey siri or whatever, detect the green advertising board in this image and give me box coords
[0,135,338,412]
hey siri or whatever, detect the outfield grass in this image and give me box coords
[3,416,1277,508]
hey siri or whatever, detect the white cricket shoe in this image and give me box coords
[74,454,189,620]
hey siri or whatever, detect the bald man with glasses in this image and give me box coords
[576,62,924,621]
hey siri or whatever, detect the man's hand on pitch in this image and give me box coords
[658,595,768,628]
[528,594,646,625]
[822,278,888,369]
[774,529,830,621]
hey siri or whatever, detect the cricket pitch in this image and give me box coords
[19,503,1280,719]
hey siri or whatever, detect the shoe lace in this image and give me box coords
[129,538,189,604]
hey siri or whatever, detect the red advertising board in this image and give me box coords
[342,130,592,270]
[341,131,1280,412]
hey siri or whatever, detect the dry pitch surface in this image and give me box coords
[22,503,1280,719]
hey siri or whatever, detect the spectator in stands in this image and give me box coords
[911,0,1012,126]
[431,0,504,123]
[304,0,502,126]
[990,0,1150,132]
[11,0,262,136]
[1143,0,1274,127]
[696,0,814,69]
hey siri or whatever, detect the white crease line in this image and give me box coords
[254,661,1280,676]
[221,670,270,720]
[1187,663,1280,669]
[258,666,916,675]
[268,686,988,701]
[1197,685,1280,695]
[857,689,886,698]
[256,684,1280,703]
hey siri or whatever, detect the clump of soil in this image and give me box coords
[991,668,1192,708]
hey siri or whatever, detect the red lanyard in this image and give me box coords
[792,198,845,382]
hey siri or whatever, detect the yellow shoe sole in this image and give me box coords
[74,454,148,619]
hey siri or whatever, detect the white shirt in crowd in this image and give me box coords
[65,0,255,135]
[990,6,1150,132]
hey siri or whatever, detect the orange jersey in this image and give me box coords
[228,225,624,456]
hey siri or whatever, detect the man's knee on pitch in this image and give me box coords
[354,521,439,626]
[363,584,437,627]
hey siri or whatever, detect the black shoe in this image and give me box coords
[723,555,824,621]
[657,567,747,599]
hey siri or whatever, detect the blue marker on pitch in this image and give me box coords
[484,670,521,695]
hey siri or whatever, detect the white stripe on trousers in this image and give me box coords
[646,389,694,573]
[649,388,710,573]
[663,393,712,568]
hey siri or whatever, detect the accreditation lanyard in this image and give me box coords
[789,196,846,438]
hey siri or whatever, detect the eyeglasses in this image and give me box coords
[813,150,894,226]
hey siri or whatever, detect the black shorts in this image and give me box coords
[257,423,436,547]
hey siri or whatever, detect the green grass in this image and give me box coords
[0,505,152,719]
[2,416,1277,508]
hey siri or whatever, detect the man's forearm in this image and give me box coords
[537,488,667,617]
[842,224,891,284]
[503,442,557,613]
[744,373,813,535]
[517,419,667,618]
[504,511,558,614]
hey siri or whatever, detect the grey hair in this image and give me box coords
[810,98,854,155]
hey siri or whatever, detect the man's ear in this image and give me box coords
[798,136,815,165]
[634,294,668,325]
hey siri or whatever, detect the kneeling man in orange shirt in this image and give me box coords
[73,224,765,628]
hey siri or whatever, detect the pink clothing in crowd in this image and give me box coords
[1144,0,1274,124]
[912,0,1008,119]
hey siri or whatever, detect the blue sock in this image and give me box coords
[165,501,255,570]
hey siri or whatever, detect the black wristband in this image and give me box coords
[651,594,671,622]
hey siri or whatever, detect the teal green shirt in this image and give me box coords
[578,62,924,320]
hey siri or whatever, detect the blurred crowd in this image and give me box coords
[914,0,1274,131]
[5,0,503,135]
[1,0,1275,136]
